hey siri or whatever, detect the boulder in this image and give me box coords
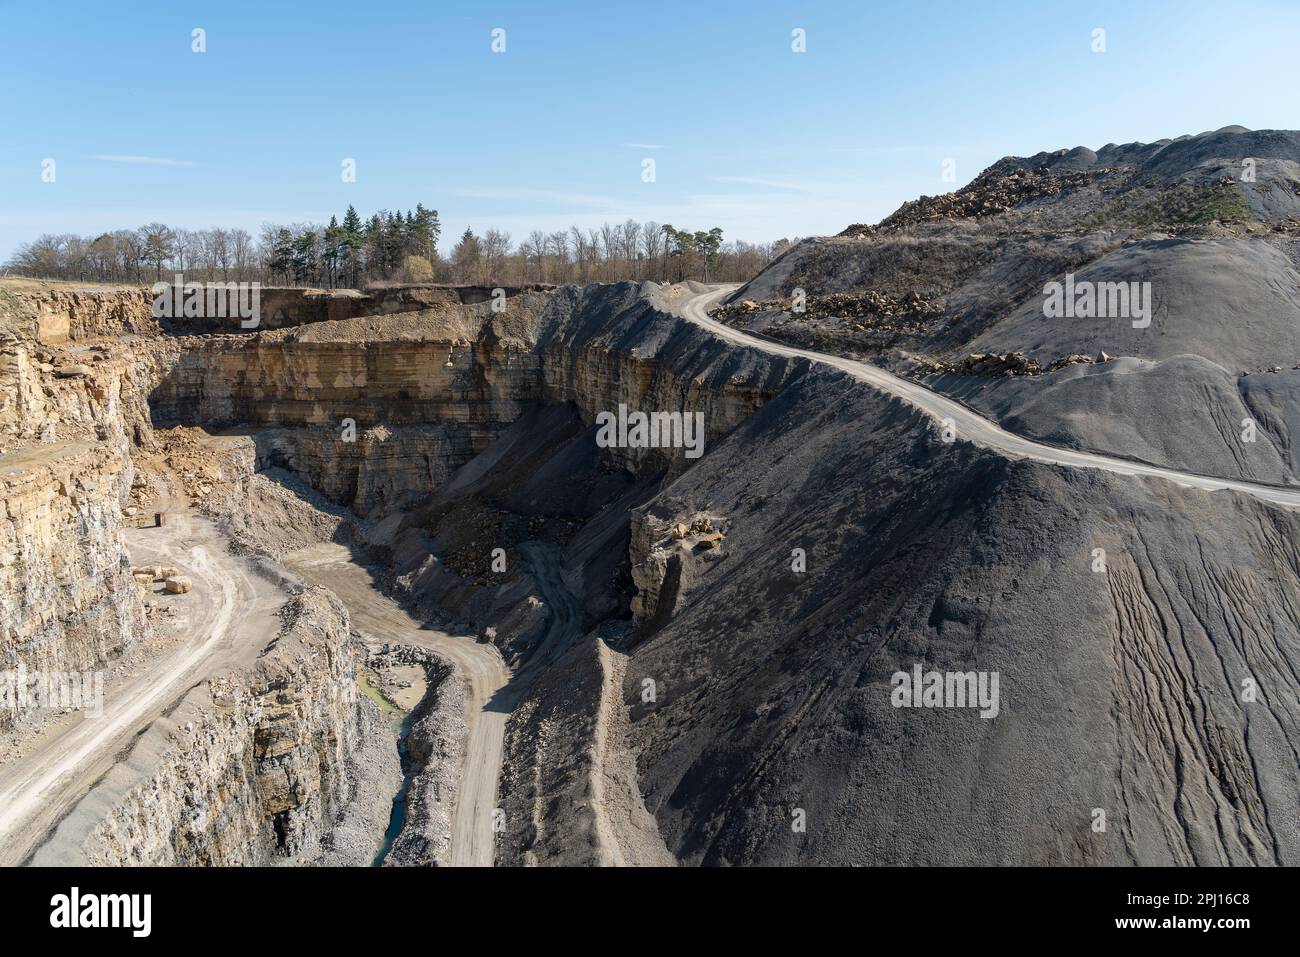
[696,531,724,550]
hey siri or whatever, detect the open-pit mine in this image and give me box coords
[3,127,1299,871]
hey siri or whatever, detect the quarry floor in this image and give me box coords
[285,543,509,867]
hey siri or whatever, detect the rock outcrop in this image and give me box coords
[76,587,366,865]
[0,443,145,732]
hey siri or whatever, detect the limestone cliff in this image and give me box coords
[77,587,365,865]
[0,333,162,734]
[0,443,145,732]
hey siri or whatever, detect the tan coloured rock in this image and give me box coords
[0,443,147,732]
[696,531,724,550]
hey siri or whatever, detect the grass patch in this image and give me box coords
[1082,181,1254,231]
[357,663,402,720]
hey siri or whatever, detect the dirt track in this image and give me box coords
[286,542,509,867]
[680,284,1300,510]
[0,511,282,865]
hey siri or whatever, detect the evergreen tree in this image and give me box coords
[341,205,364,285]
[322,215,342,287]
[292,229,318,285]
[269,228,296,284]
[412,203,441,264]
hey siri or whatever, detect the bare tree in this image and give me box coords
[620,219,641,279]
[230,229,253,277]
[523,230,546,282]
[482,229,512,283]
[546,231,569,283]
[641,221,663,281]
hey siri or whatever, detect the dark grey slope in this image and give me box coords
[968,237,1300,370]
[932,355,1297,485]
[1133,128,1300,219]
[1243,369,1300,476]
[625,367,1300,865]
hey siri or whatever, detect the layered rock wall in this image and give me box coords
[0,336,156,733]
[0,443,145,731]
[79,587,363,865]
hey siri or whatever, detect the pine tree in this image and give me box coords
[413,203,441,264]
[342,205,364,286]
[292,229,318,285]
[322,215,342,287]
[269,228,296,284]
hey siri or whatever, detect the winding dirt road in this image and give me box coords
[679,284,1300,510]
[285,543,509,867]
[285,538,592,867]
[0,511,282,866]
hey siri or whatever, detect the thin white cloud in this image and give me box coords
[826,145,978,154]
[90,154,194,167]
[709,175,820,192]
[624,143,666,150]
[449,186,622,208]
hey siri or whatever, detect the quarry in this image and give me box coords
[1,126,1298,869]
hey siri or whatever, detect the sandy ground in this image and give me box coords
[369,662,428,712]
[0,509,284,865]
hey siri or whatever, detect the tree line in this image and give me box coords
[5,207,791,288]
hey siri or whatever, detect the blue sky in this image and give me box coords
[2,0,1298,259]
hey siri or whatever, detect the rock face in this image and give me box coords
[0,327,163,736]
[144,300,547,515]
[0,286,158,344]
[143,283,801,515]
[77,587,364,865]
[536,284,800,478]
[249,425,483,518]
[4,213,1296,871]
[0,443,145,732]
[629,512,726,631]
[0,281,557,343]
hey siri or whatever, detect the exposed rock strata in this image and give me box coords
[0,443,145,732]
[76,587,366,865]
